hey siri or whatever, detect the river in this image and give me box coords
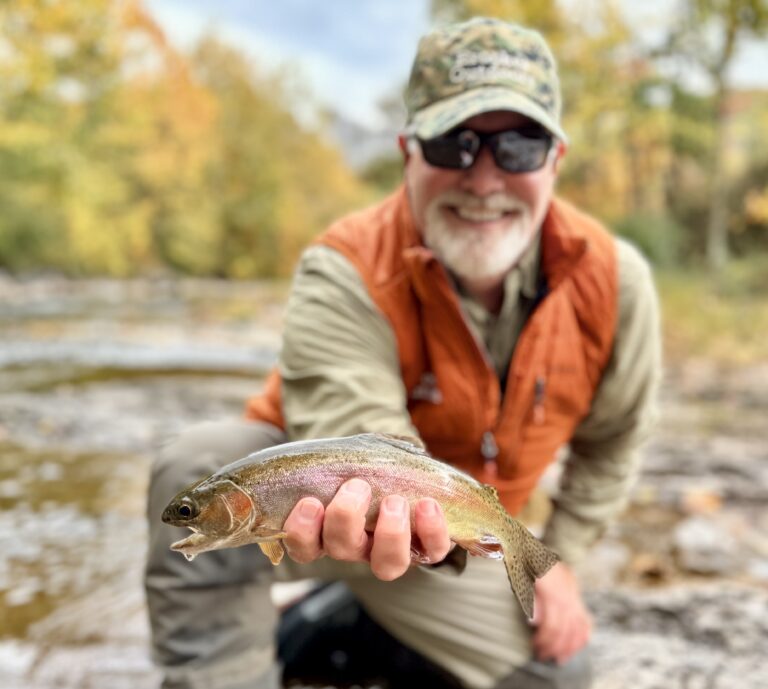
[1,276,766,689]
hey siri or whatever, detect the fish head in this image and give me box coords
[162,476,259,559]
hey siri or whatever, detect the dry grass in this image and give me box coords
[657,259,768,366]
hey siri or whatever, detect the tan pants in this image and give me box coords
[144,420,590,689]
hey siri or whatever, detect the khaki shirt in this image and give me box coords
[279,231,661,565]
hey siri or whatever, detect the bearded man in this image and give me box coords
[146,17,660,689]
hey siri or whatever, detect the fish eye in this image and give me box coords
[175,497,198,520]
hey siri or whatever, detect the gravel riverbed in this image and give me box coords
[1,276,766,689]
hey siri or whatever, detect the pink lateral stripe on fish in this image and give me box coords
[161,432,558,619]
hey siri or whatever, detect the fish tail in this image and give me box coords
[499,514,559,620]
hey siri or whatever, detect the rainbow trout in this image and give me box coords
[162,432,558,618]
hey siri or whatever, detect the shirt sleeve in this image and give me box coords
[540,239,662,564]
[279,245,418,440]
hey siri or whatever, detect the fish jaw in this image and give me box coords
[170,531,220,561]
[170,522,289,561]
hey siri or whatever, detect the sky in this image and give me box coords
[144,0,768,130]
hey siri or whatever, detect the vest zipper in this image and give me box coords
[481,431,499,467]
[533,375,547,424]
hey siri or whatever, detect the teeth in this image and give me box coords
[454,207,505,222]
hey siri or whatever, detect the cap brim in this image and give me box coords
[408,86,567,143]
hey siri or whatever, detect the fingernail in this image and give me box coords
[419,499,438,516]
[299,500,320,520]
[382,496,409,525]
[341,479,370,498]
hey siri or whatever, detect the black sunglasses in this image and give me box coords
[416,127,555,174]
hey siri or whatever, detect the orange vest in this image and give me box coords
[246,186,618,514]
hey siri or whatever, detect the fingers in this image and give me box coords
[531,561,593,664]
[284,482,451,583]
[321,478,372,562]
[369,495,411,580]
[532,600,592,664]
[283,497,325,563]
[413,498,451,563]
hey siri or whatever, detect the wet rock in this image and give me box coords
[575,540,631,588]
[673,515,742,575]
[588,585,768,656]
[0,640,36,688]
[2,279,767,688]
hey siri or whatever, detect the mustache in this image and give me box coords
[433,190,525,213]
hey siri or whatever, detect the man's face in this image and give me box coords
[404,111,565,285]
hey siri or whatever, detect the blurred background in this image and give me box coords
[1,0,766,687]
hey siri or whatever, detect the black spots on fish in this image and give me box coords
[506,554,535,620]
[524,535,559,580]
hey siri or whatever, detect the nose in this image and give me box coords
[161,504,175,523]
[459,145,506,197]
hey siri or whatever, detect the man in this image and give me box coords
[145,17,660,689]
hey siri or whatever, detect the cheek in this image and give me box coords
[406,158,460,226]
[197,499,234,534]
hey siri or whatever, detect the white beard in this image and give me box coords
[422,191,535,283]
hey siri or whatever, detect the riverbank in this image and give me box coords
[1,276,766,688]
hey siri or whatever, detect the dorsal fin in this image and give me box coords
[362,432,429,456]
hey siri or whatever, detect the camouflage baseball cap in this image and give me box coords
[404,17,566,142]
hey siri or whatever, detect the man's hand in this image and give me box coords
[282,478,451,581]
[531,561,592,664]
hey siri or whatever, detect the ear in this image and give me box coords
[551,140,568,174]
[398,134,411,162]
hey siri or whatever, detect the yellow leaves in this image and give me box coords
[0,0,370,277]
[745,187,768,225]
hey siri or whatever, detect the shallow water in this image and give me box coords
[1,276,766,688]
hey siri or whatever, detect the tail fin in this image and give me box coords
[500,516,559,620]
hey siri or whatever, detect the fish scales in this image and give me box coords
[161,432,558,618]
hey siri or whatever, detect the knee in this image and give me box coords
[148,420,286,520]
[150,420,285,492]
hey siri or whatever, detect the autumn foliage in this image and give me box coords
[0,0,370,277]
[1,0,768,277]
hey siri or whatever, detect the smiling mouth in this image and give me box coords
[447,206,519,223]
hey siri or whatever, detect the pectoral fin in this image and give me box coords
[455,535,504,560]
[258,540,286,565]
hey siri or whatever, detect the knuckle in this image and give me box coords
[325,502,363,533]
[324,530,366,562]
[324,543,352,561]
[284,542,319,564]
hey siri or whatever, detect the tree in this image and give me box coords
[0,0,370,277]
[665,0,768,271]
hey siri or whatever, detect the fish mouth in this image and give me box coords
[170,531,219,561]
[169,481,257,560]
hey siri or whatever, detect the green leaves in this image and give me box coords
[0,0,369,277]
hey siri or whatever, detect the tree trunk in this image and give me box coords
[705,89,730,273]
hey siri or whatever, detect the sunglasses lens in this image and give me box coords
[493,132,552,173]
[417,128,552,172]
[418,130,480,169]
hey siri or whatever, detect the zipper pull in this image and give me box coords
[534,375,546,425]
[481,431,498,478]
[481,431,498,461]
